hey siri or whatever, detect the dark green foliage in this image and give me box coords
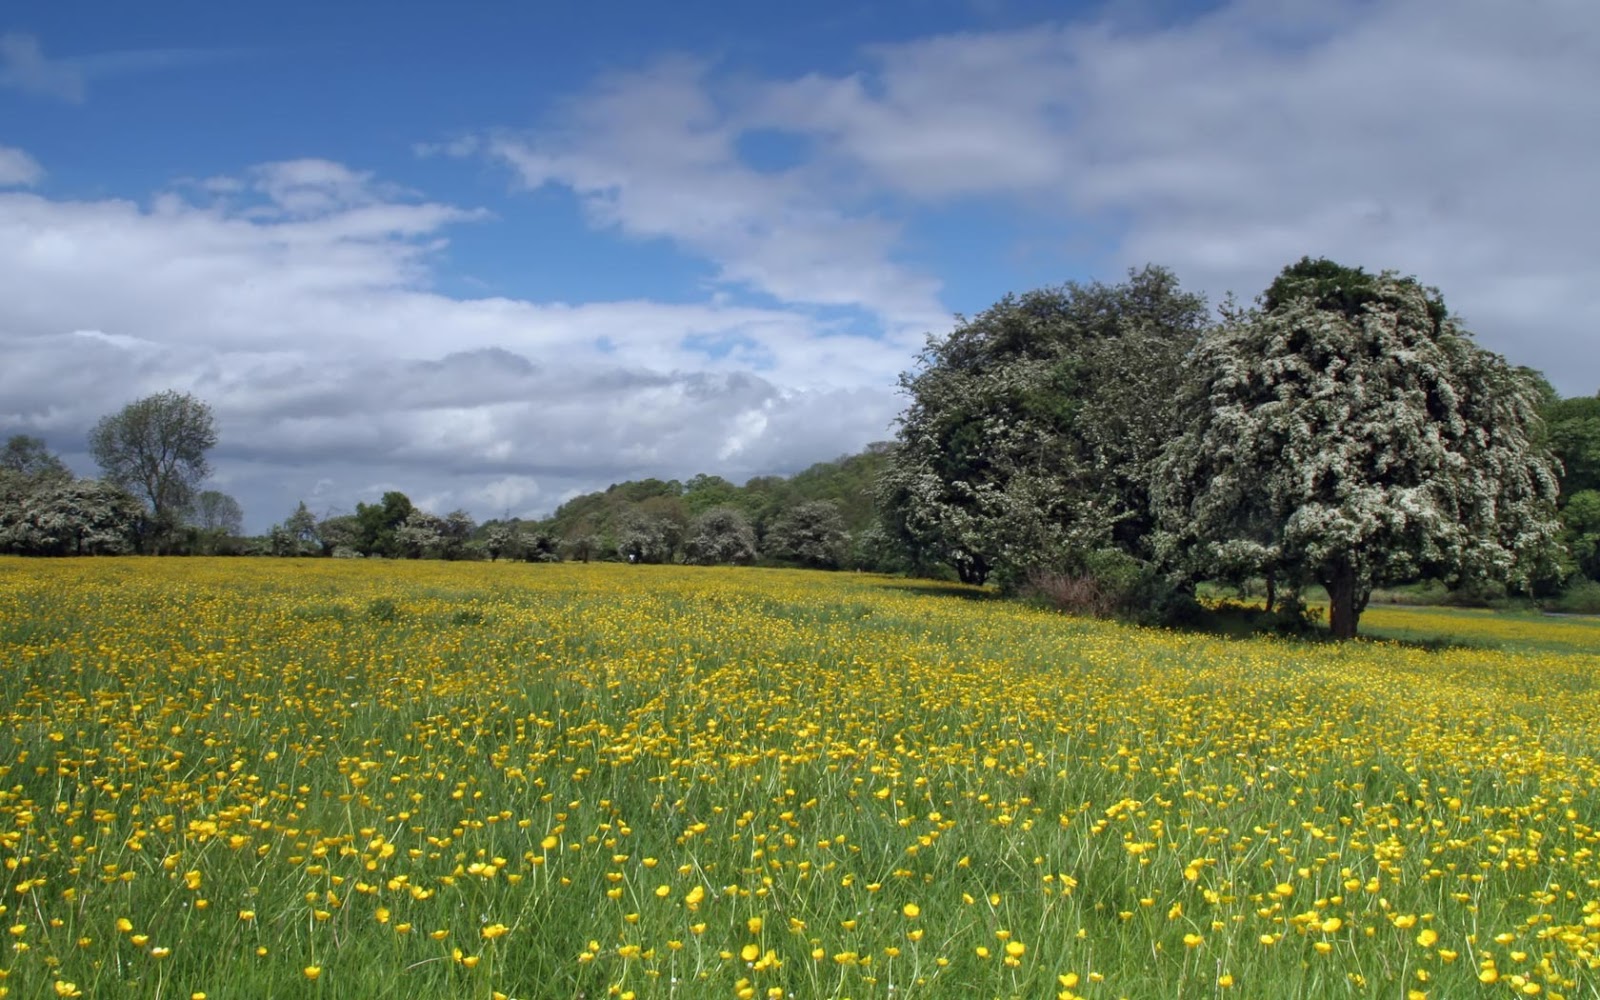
[881,265,1210,586]
[1553,578,1600,615]
[1545,393,1600,497]
[1560,490,1600,580]
[354,491,414,557]
[1263,256,1447,330]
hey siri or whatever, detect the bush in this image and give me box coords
[1441,578,1508,608]
[1261,594,1324,635]
[1552,579,1600,615]
[1024,549,1199,626]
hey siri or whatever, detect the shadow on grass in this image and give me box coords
[879,577,1493,652]
[878,581,1006,604]
[1181,604,1489,653]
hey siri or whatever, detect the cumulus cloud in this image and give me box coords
[479,57,949,342]
[8,0,1595,532]
[752,0,1599,393]
[476,0,1599,395]
[0,166,906,530]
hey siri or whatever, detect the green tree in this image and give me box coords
[880,265,1210,585]
[1560,490,1600,581]
[193,490,244,536]
[88,390,218,548]
[1544,392,1600,498]
[315,514,361,556]
[1155,258,1563,638]
[354,491,415,557]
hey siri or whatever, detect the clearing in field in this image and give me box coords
[1,558,1598,999]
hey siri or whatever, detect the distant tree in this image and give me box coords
[354,491,414,557]
[1545,392,1600,498]
[263,501,321,557]
[484,523,516,562]
[562,534,600,563]
[89,391,217,548]
[1,435,70,482]
[1155,258,1564,638]
[394,509,446,559]
[267,523,297,557]
[316,514,361,556]
[683,474,743,515]
[520,529,561,562]
[1560,490,1600,581]
[285,502,318,547]
[766,500,848,569]
[439,510,475,560]
[683,506,758,565]
[193,490,244,536]
[616,510,678,564]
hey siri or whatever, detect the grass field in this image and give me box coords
[1,558,1598,999]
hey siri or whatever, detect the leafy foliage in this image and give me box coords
[0,475,144,555]
[89,390,217,544]
[1155,261,1563,637]
[880,266,1209,586]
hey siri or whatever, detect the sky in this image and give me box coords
[2,0,1597,532]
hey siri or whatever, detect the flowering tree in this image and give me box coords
[683,506,758,565]
[1155,259,1563,638]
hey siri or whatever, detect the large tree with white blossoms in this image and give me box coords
[1155,258,1563,638]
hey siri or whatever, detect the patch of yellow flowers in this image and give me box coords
[0,556,1597,998]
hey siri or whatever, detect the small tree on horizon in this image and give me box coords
[89,390,217,550]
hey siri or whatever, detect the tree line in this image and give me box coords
[3,256,1596,638]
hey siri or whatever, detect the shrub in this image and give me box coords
[1553,579,1600,615]
[1024,549,1199,626]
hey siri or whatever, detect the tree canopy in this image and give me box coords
[1154,260,1563,638]
[89,390,217,546]
[879,265,1210,585]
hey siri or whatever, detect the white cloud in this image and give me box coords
[477,0,1598,394]
[0,145,43,187]
[739,0,1600,394]
[479,57,948,341]
[0,166,905,530]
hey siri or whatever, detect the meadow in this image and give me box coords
[1,558,1598,999]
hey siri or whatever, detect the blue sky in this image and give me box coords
[2,0,1597,531]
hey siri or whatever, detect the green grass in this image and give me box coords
[0,557,1597,999]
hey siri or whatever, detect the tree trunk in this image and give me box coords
[955,556,989,587]
[1263,570,1277,615]
[1323,563,1361,639]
